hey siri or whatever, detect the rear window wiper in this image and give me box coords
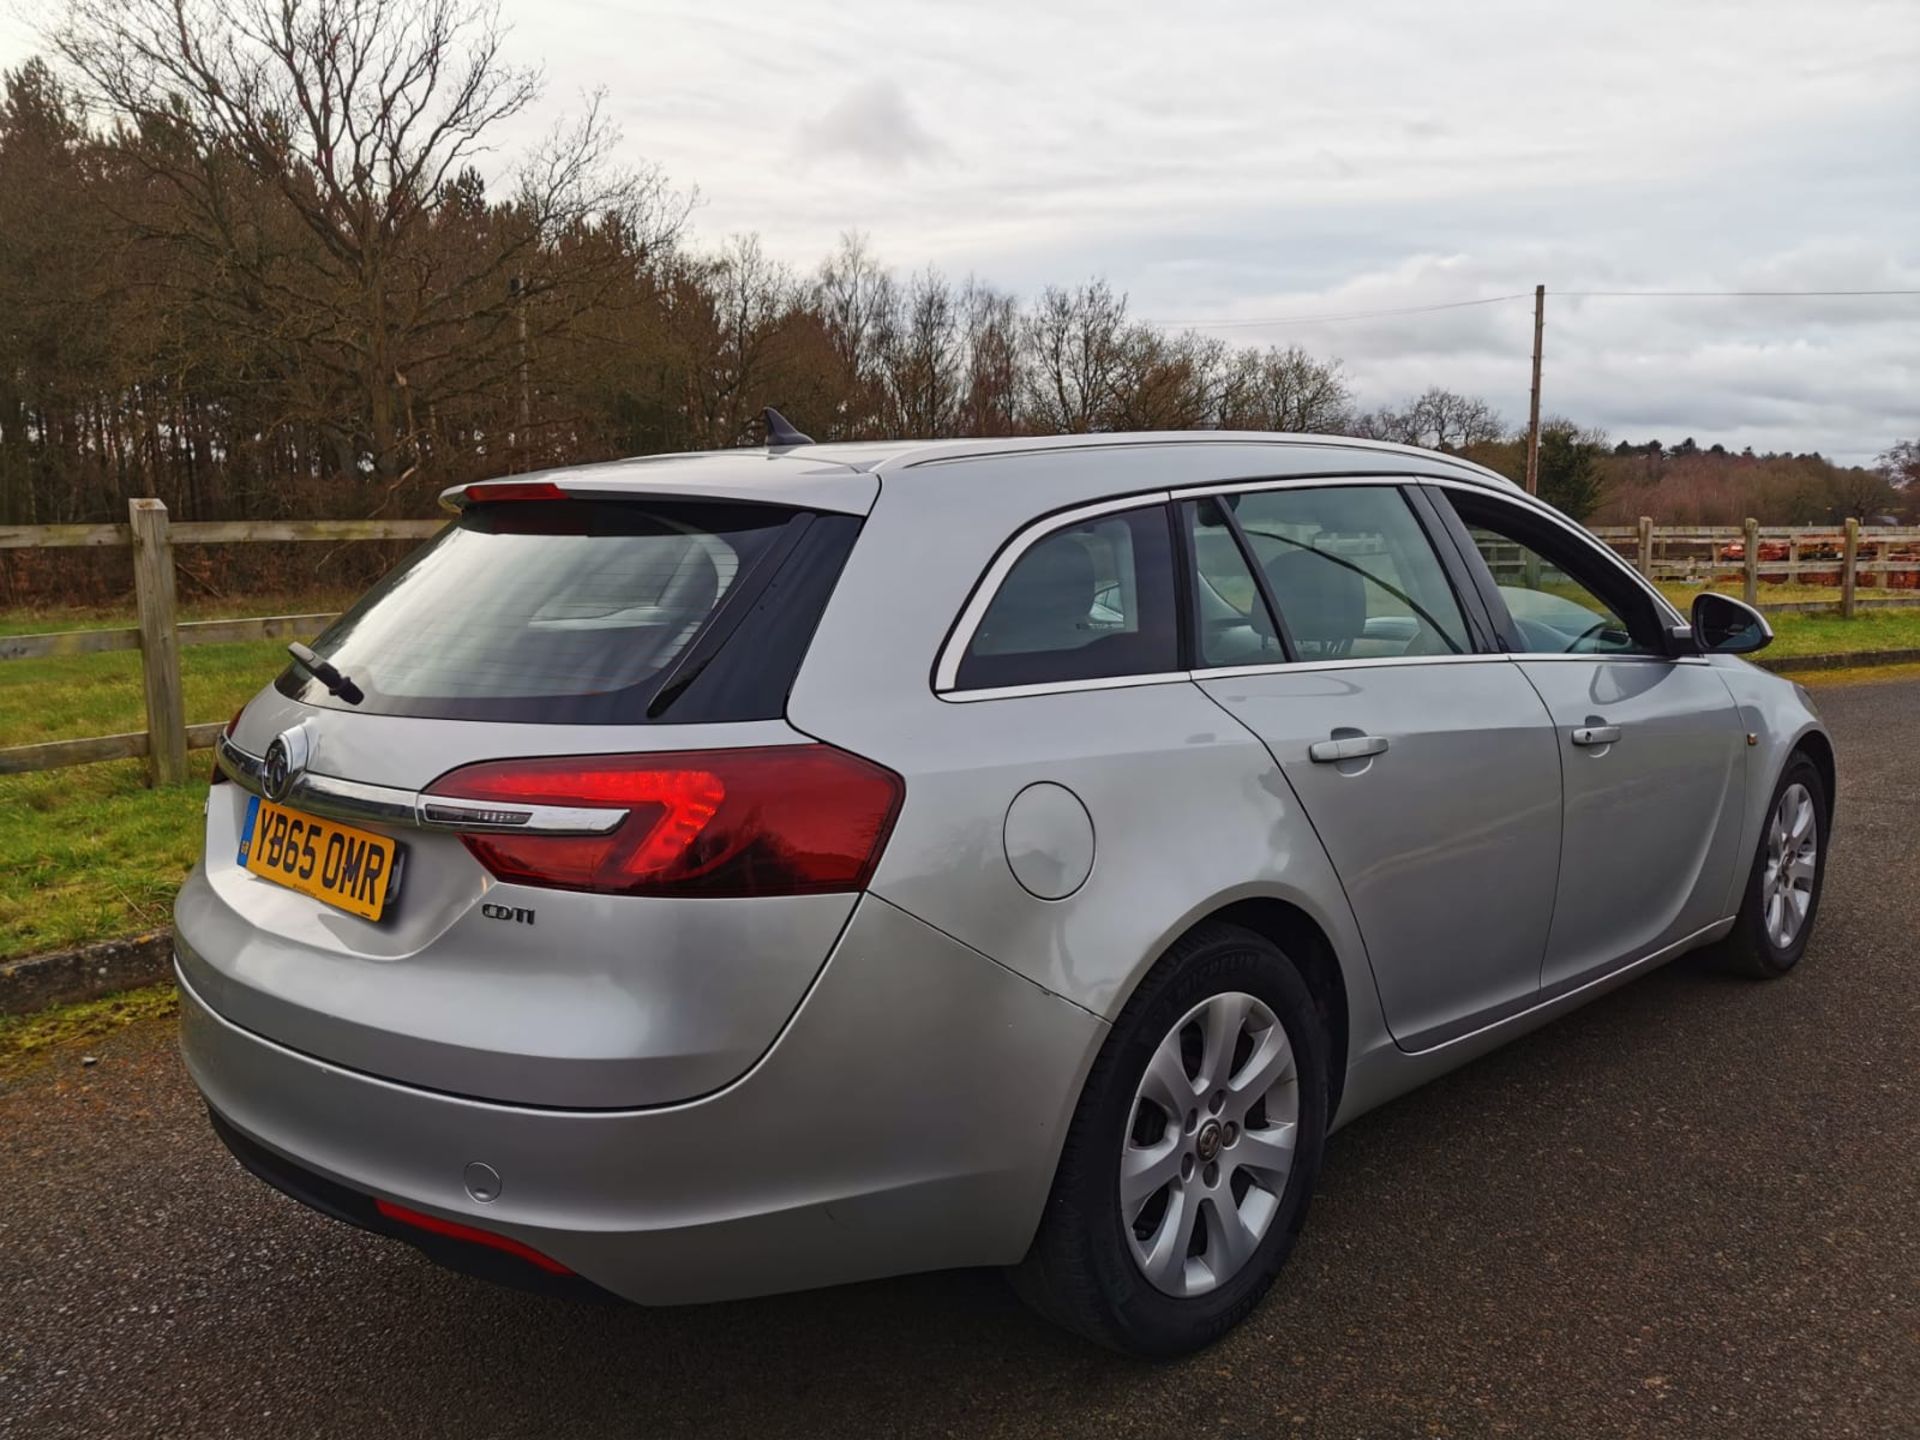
[288,641,365,705]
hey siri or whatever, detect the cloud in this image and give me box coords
[11,0,1909,458]
[796,79,946,173]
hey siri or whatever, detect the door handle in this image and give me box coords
[1570,724,1622,747]
[1308,734,1389,763]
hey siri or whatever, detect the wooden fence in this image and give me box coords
[3,502,1919,786]
[1591,518,1920,614]
[0,499,440,784]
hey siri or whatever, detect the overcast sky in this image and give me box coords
[5,0,1916,461]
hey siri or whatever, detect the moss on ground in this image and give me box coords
[0,981,178,1082]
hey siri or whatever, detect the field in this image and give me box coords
[2,584,1917,961]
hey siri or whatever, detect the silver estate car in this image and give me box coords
[178,428,1833,1356]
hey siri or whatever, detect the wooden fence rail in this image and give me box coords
[4,503,1919,786]
[1,501,443,785]
[0,517,441,549]
[1592,520,1920,609]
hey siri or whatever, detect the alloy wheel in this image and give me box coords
[1119,990,1300,1298]
[1763,781,1818,950]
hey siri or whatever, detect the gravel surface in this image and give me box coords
[3,679,1916,1439]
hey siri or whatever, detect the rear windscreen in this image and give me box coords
[277,500,848,723]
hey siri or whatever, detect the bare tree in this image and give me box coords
[1104,328,1223,431]
[815,230,894,435]
[1020,279,1130,433]
[958,278,1020,436]
[1217,345,1352,433]
[1351,387,1503,451]
[1347,405,1419,445]
[1407,387,1505,450]
[52,0,684,491]
[879,266,963,436]
[667,234,802,449]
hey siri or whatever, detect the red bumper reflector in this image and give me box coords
[373,1198,574,1275]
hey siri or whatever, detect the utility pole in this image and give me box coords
[1524,283,1544,495]
[511,273,530,473]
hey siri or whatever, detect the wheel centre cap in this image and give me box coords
[1196,1119,1223,1162]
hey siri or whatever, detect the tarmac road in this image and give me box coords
[3,678,1916,1439]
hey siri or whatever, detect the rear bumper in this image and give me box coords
[178,894,1105,1306]
[204,1106,616,1302]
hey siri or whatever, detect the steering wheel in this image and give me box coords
[1565,618,1635,653]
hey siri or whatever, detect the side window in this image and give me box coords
[1225,486,1471,661]
[1445,493,1659,656]
[955,505,1178,690]
[1183,498,1285,667]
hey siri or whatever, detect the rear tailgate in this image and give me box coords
[176,494,892,1109]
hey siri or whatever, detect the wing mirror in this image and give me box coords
[1669,591,1773,656]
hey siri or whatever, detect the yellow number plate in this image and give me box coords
[237,796,399,921]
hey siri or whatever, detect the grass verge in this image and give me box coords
[1757,608,1920,658]
[0,980,178,1082]
[0,761,207,958]
[1792,661,1920,689]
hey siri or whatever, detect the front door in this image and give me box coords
[1183,484,1564,1052]
[1436,487,1749,996]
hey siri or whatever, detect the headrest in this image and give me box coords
[1262,547,1365,647]
[978,535,1099,651]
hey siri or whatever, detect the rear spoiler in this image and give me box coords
[437,458,879,517]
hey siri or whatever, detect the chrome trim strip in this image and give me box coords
[417,798,625,835]
[1509,651,1709,666]
[215,731,265,788]
[933,490,1173,693]
[1174,472,1429,499]
[216,734,626,836]
[934,642,1711,702]
[1191,653,1503,680]
[304,772,421,828]
[937,671,1192,704]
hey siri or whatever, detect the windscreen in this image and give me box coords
[280,500,798,722]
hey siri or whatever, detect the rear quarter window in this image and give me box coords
[953,504,1178,691]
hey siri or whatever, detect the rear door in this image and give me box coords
[1185,482,1564,1052]
[1433,486,1749,995]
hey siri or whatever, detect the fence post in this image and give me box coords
[1742,517,1759,607]
[1842,517,1860,620]
[128,498,187,786]
[1636,516,1654,580]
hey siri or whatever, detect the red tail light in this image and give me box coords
[423,745,904,898]
[210,706,246,785]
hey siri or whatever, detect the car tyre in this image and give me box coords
[1709,751,1829,979]
[1011,922,1328,1357]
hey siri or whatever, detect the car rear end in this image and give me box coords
[176,462,1104,1302]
